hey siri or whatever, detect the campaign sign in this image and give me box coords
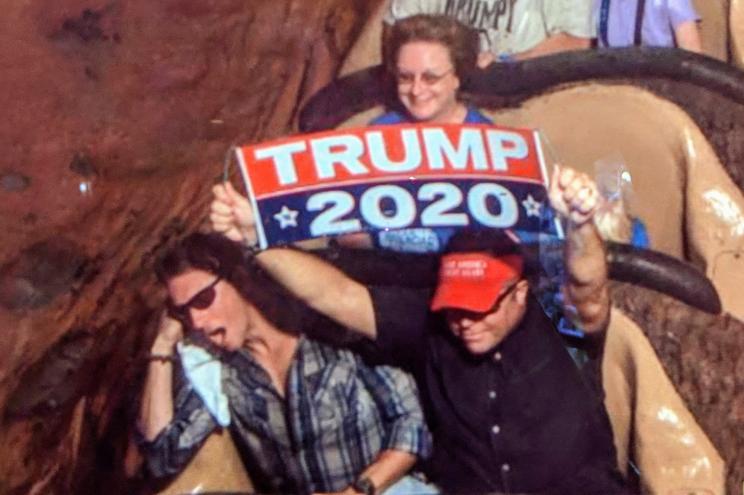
[234,123,559,249]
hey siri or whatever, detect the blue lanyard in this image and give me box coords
[599,0,611,47]
[599,0,645,47]
[634,0,646,46]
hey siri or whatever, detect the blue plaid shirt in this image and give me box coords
[140,337,431,494]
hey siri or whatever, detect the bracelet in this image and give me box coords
[242,242,261,256]
[242,241,295,258]
[147,353,177,363]
[498,52,515,63]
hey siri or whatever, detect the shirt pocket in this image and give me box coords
[308,361,357,429]
[310,362,379,450]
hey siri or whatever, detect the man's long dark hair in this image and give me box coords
[155,232,302,333]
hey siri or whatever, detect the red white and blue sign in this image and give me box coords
[234,123,560,249]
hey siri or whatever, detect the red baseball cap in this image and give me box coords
[430,252,524,312]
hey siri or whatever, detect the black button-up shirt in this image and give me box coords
[369,287,629,494]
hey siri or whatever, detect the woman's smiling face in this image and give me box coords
[395,40,463,123]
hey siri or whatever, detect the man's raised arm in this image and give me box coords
[138,313,182,440]
[548,166,610,334]
[210,182,378,339]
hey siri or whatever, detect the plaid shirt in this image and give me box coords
[140,337,431,494]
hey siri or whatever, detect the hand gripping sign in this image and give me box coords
[233,123,561,249]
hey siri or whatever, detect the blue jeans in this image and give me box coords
[384,474,441,495]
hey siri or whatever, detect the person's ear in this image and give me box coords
[451,58,461,91]
[514,279,529,305]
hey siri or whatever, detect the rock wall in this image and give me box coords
[3,2,742,494]
[0,1,379,493]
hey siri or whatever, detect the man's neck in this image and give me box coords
[244,324,299,397]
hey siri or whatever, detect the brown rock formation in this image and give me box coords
[2,2,742,494]
[0,1,379,493]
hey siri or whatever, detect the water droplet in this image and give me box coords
[79,181,93,195]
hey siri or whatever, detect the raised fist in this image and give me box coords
[548,165,601,226]
[210,181,258,246]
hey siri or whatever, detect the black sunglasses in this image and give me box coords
[167,276,221,324]
[445,281,521,319]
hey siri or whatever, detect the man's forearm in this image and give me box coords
[211,181,377,337]
[255,248,377,338]
[516,33,590,60]
[674,21,702,53]
[564,220,610,333]
[354,449,417,494]
[138,336,177,441]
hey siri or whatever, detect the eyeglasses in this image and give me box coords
[167,276,221,324]
[490,282,520,311]
[395,68,455,87]
[445,282,521,320]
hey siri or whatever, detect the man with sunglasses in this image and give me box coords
[210,165,633,494]
[138,233,435,495]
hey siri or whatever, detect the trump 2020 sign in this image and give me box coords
[234,123,559,249]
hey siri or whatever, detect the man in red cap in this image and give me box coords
[427,234,528,356]
[209,165,631,494]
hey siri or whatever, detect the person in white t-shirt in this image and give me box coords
[384,0,595,66]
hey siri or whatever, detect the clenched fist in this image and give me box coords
[548,165,601,226]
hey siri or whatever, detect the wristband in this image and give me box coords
[242,242,261,257]
[498,52,515,63]
[147,353,177,363]
[351,476,375,495]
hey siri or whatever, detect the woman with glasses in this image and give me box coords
[338,15,493,253]
[370,14,490,126]
[361,14,650,254]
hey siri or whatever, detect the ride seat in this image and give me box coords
[604,308,724,495]
[153,430,254,495]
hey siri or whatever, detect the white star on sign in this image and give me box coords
[521,194,543,218]
[273,205,299,229]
